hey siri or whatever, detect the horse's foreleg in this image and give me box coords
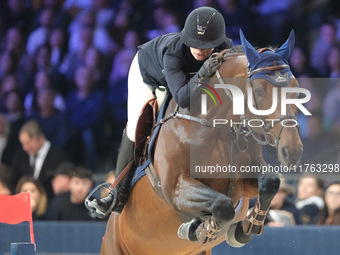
[225,172,280,248]
[242,172,280,235]
[170,174,235,243]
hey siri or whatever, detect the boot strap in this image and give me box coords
[243,200,269,235]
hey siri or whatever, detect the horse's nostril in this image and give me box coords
[282,146,289,161]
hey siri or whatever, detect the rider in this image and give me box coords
[89,6,233,216]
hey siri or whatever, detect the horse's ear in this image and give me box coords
[275,30,295,60]
[239,29,260,66]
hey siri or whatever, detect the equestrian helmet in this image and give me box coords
[180,7,226,49]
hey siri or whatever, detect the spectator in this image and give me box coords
[0,75,20,111]
[310,22,338,77]
[266,179,301,227]
[318,182,340,225]
[24,69,65,116]
[326,42,340,80]
[10,120,68,200]
[16,176,54,220]
[26,7,55,57]
[68,8,114,55]
[296,175,325,224]
[51,161,74,197]
[2,26,25,61]
[0,50,18,82]
[48,27,69,72]
[300,110,335,163]
[3,89,26,154]
[0,0,33,33]
[59,25,94,84]
[51,165,95,221]
[145,6,180,40]
[27,86,69,150]
[323,79,340,131]
[21,44,54,96]
[290,46,317,78]
[83,46,107,89]
[0,163,12,195]
[0,113,20,167]
[65,65,107,169]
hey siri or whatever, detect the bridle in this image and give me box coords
[244,61,299,148]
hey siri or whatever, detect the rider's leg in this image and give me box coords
[87,52,155,216]
[112,128,135,212]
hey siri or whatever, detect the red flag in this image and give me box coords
[0,193,35,243]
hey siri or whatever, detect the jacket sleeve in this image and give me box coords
[163,53,199,108]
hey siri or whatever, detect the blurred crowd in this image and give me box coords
[0,0,339,221]
[263,175,340,227]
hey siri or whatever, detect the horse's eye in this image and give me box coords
[255,88,265,98]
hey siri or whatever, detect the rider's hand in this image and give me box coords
[198,54,221,78]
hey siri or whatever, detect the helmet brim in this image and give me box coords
[180,29,226,49]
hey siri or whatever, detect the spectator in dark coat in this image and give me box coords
[10,120,68,200]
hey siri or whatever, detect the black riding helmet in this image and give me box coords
[180,7,226,50]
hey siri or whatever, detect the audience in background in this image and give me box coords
[0,163,12,195]
[296,175,325,225]
[51,161,74,197]
[65,65,106,169]
[16,176,53,220]
[11,120,68,200]
[266,179,301,227]
[318,182,340,225]
[51,165,95,221]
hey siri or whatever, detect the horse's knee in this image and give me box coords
[211,196,235,225]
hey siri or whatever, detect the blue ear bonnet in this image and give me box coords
[240,29,295,87]
[248,51,292,87]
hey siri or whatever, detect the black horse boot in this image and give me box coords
[86,130,135,217]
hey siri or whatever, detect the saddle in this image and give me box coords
[129,88,170,193]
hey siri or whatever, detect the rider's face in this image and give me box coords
[190,47,214,61]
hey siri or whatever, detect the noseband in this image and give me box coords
[245,60,299,148]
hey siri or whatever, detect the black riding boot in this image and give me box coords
[112,131,136,212]
[88,130,135,217]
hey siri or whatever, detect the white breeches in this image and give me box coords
[127,52,155,142]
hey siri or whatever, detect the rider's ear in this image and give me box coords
[275,30,295,60]
[239,29,261,67]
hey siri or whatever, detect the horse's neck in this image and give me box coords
[207,54,248,120]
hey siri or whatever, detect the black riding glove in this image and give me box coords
[197,54,221,78]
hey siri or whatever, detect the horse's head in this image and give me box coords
[240,29,303,167]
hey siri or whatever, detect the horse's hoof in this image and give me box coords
[177,219,200,241]
[196,217,220,244]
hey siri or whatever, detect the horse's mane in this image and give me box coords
[225,45,244,54]
[224,45,279,55]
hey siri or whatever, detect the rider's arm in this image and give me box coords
[163,53,200,108]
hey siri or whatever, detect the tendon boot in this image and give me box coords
[86,130,135,217]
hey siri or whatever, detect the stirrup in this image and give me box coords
[85,183,118,218]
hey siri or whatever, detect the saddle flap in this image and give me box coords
[135,98,158,162]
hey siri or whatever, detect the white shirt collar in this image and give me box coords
[33,140,51,179]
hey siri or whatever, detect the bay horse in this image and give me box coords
[100,30,303,254]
